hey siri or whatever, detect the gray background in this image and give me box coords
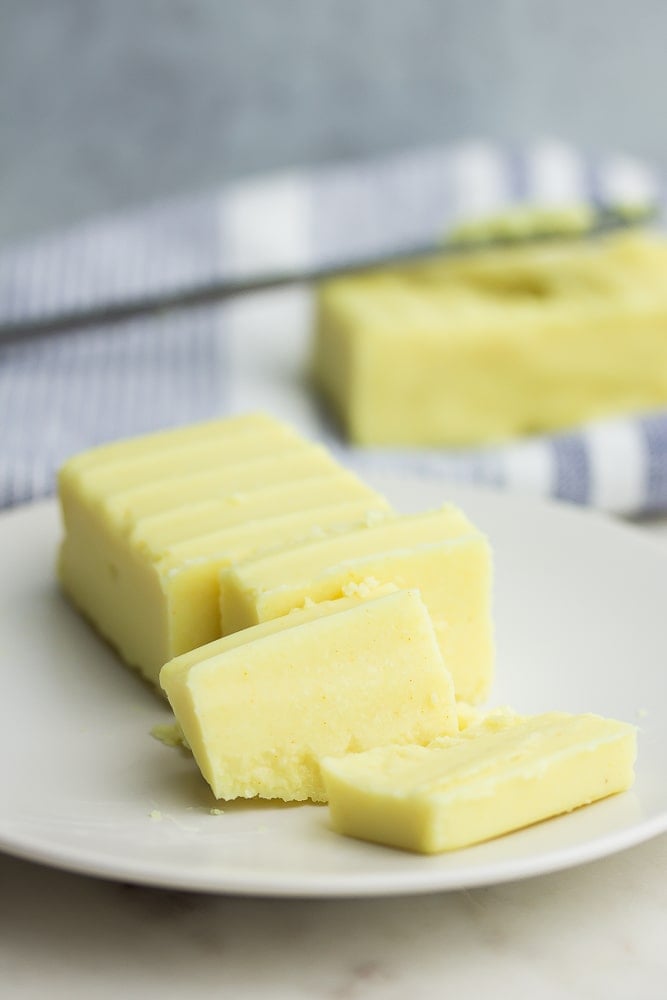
[1,0,666,248]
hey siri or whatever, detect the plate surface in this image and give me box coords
[1,479,666,897]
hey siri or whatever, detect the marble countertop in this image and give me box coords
[2,518,666,1000]
[2,835,665,999]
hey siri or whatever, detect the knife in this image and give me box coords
[0,201,657,346]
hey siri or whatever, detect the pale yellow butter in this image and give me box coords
[160,589,459,802]
[57,413,391,685]
[320,712,636,853]
[103,446,345,524]
[219,505,494,703]
[314,232,667,445]
[60,413,306,506]
[129,471,387,556]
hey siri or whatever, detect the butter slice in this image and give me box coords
[58,413,391,685]
[160,589,458,802]
[320,713,636,853]
[314,232,667,445]
[220,505,493,703]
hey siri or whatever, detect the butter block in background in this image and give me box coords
[220,505,494,703]
[57,413,392,685]
[160,589,459,802]
[313,232,667,446]
[320,713,637,853]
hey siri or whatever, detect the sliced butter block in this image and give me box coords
[220,505,493,702]
[313,232,667,445]
[160,589,458,802]
[320,712,637,853]
[159,498,393,663]
[57,413,391,685]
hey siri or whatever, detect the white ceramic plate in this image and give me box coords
[1,478,665,897]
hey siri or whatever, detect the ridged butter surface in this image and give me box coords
[57,413,391,683]
[321,712,637,852]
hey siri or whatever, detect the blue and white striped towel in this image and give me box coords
[1,138,666,514]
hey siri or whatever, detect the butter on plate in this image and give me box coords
[160,589,459,802]
[320,712,637,853]
[313,232,667,446]
[219,504,494,703]
[57,413,391,685]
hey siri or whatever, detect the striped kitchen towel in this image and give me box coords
[0,138,666,514]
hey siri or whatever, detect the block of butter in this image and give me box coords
[313,232,667,445]
[58,413,391,685]
[320,712,637,853]
[160,589,459,802]
[219,505,493,703]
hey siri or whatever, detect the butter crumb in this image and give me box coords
[342,576,381,599]
[149,810,163,821]
[209,808,225,816]
[636,707,649,719]
[456,704,523,734]
[151,722,188,749]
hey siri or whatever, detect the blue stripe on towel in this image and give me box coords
[550,434,591,504]
[639,414,667,512]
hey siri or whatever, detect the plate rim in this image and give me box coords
[1,801,666,898]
